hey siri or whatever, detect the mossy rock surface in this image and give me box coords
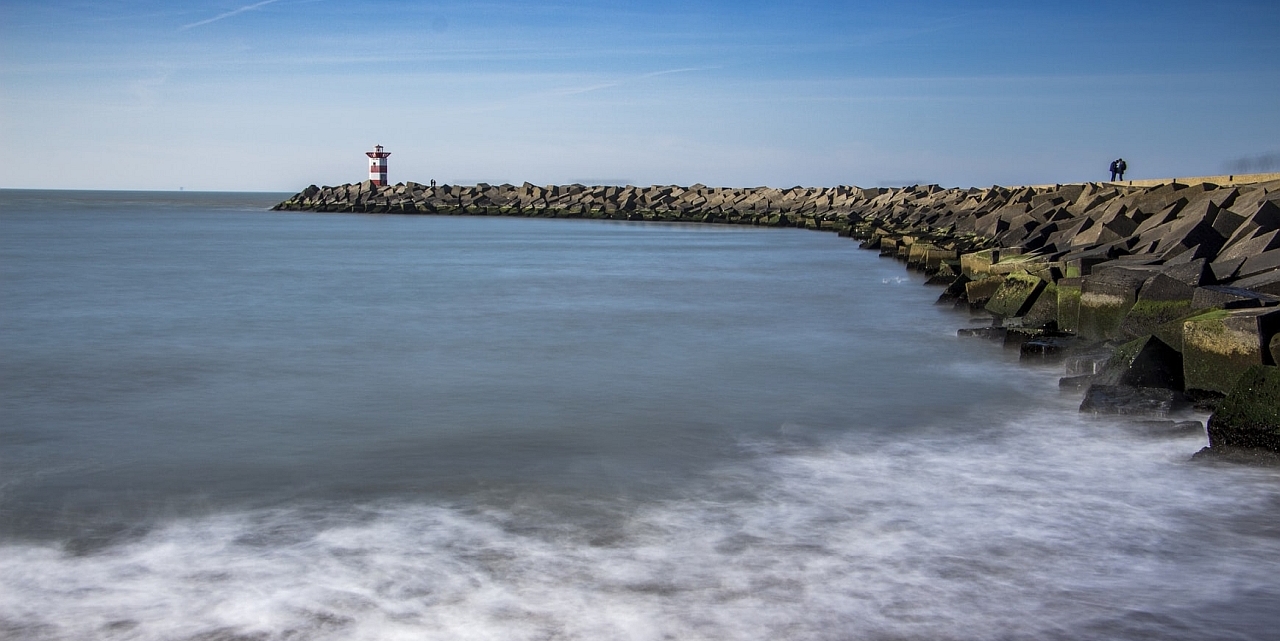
[960,249,998,277]
[1023,280,1060,329]
[964,276,1006,308]
[1151,307,1221,353]
[1057,279,1082,334]
[1121,299,1194,341]
[985,271,1045,317]
[1181,309,1278,394]
[1077,291,1136,341]
[1207,365,1280,451]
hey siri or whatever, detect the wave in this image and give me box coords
[4,408,1278,640]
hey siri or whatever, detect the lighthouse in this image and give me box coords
[366,144,390,185]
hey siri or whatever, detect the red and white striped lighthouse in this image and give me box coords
[366,144,390,185]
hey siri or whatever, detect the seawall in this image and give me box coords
[274,175,1280,456]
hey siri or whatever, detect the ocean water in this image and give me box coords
[2,190,1278,640]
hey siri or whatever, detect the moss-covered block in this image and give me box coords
[985,270,1046,318]
[1023,279,1060,329]
[960,249,998,278]
[924,248,959,273]
[906,241,936,267]
[1147,300,1225,354]
[1182,308,1280,395]
[1097,335,1185,390]
[1119,273,1196,340]
[1206,365,1280,451]
[964,276,1006,308]
[1057,277,1082,334]
[1077,272,1145,341]
[1122,299,1194,341]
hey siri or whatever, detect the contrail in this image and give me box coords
[181,0,281,30]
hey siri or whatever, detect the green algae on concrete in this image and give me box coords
[960,249,999,278]
[1119,272,1198,340]
[985,270,1046,318]
[907,243,938,269]
[1151,306,1223,353]
[1182,308,1280,395]
[1206,365,1280,451]
[1121,298,1194,341]
[964,275,1006,309]
[1077,286,1138,342]
[1022,279,1060,329]
[1057,277,1082,334]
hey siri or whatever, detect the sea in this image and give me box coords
[2,189,1279,640]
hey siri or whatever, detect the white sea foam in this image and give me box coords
[4,409,1278,641]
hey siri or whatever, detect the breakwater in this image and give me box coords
[275,176,1280,455]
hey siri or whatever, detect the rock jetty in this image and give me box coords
[275,175,1280,456]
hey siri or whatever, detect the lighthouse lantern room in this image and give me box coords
[366,144,391,185]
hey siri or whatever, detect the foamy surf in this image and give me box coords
[4,406,1277,641]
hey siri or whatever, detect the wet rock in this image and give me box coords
[957,326,1007,340]
[1205,365,1280,452]
[1094,335,1185,390]
[1079,384,1180,417]
[1059,374,1094,391]
[1065,346,1115,376]
[1122,419,1205,438]
[1190,445,1280,465]
[1020,335,1077,361]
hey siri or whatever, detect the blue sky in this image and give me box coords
[2,1,1278,191]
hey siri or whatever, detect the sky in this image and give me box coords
[2,0,1279,191]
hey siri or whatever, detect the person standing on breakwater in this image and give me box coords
[1116,158,1127,180]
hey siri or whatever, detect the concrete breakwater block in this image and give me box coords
[1077,269,1146,341]
[984,270,1046,319]
[1182,308,1280,395]
[1120,274,1195,339]
[1080,384,1179,417]
[1191,285,1280,310]
[1206,365,1280,451]
[1095,335,1185,390]
[964,276,1005,308]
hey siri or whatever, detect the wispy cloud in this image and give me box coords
[552,66,716,96]
[181,0,281,30]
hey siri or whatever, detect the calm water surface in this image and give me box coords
[2,190,1278,640]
